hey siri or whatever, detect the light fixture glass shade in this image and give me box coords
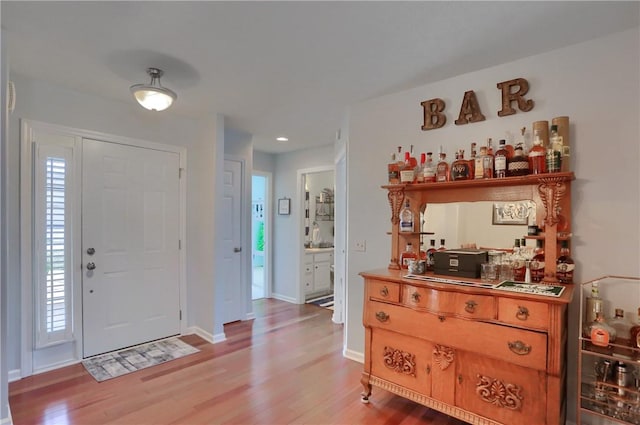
[130,68,177,111]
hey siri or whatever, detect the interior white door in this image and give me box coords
[221,159,244,324]
[82,139,180,357]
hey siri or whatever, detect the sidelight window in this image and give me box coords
[35,146,74,347]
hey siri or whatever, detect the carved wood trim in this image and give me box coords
[537,177,566,227]
[387,187,405,225]
[433,345,455,370]
[476,374,523,411]
[369,375,503,425]
[383,346,416,377]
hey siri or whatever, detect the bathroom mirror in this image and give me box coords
[420,200,536,250]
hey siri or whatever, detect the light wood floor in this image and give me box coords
[9,299,469,425]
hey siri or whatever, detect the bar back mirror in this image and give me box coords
[420,200,536,251]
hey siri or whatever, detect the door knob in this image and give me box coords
[234,247,242,253]
[86,262,96,271]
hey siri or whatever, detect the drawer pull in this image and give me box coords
[380,286,389,297]
[508,340,531,356]
[458,374,463,384]
[376,311,390,323]
[411,292,421,302]
[516,306,530,321]
[438,315,446,322]
[426,365,431,374]
[464,300,478,314]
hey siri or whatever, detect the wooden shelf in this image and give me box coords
[383,172,575,191]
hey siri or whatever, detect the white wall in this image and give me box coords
[6,73,224,374]
[346,27,640,423]
[253,150,276,175]
[272,145,333,301]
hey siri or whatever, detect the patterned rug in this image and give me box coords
[306,295,334,310]
[82,337,199,382]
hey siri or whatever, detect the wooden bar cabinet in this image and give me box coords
[360,172,575,425]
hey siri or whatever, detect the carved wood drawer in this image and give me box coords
[370,328,433,395]
[451,293,495,320]
[401,285,495,320]
[497,298,549,330]
[365,301,547,371]
[369,280,400,303]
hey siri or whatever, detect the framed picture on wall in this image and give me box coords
[492,201,530,225]
[278,198,290,215]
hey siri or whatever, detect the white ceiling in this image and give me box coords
[2,1,638,153]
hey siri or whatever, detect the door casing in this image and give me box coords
[20,119,187,375]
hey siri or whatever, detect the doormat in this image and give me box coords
[307,295,334,310]
[82,337,199,382]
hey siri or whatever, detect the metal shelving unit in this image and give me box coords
[578,276,640,425]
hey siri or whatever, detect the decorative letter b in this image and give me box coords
[421,98,446,130]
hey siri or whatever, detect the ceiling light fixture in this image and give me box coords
[276,137,289,142]
[130,68,177,111]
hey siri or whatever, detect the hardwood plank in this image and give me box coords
[10,299,468,425]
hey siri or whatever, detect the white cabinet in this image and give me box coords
[304,250,334,297]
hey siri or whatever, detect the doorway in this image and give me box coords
[298,168,334,305]
[251,173,270,300]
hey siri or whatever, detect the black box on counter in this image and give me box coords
[433,249,488,278]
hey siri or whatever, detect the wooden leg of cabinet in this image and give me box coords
[360,372,372,403]
[546,375,564,425]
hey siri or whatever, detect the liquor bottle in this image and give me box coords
[426,239,437,271]
[546,125,563,173]
[477,146,494,179]
[474,146,486,179]
[468,142,477,178]
[553,116,571,172]
[400,151,416,183]
[583,302,617,347]
[508,143,530,177]
[530,239,545,283]
[486,138,494,156]
[416,153,426,183]
[528,130,547,174]
[400,242,417,270]
[520,238,530,259]
[388,151,400,184]
[556,240,575,284]
[511,238,526,281]
[399,200,414,233]
[585,281,604,325]
[437,239,447,251]
[629,308,640,350]
[436,148,450,182]
[451,149,471,181]
[422,152,435,183]
[610,308,631,343]
[494,139,509,178]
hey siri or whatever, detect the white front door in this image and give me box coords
[82,139,180,357]
[221,159,244,324]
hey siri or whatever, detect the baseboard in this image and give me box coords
[185,326,226,344]
[344,348,364,364]
[270,293,297,304]
[0,404,12,425]
[245,312,256,321]
[8,369,21,383]
[33,358,80,375]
